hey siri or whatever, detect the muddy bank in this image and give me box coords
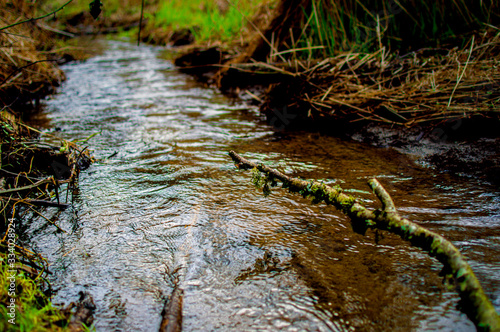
[133,0,499,187]
[257,112,500,186]
[165,27,499,188]
[349,121,500,187]
[0,1,104,112]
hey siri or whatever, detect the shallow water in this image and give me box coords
[27,40,499,331]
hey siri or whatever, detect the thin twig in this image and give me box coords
[0,196,69,209]
[28,206,67,233]
[0,177,69,195]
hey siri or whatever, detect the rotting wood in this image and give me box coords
[228,150,500,332]
[159,285,183,332]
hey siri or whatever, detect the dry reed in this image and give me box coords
[0,0,65,106]
[294,29,500,125]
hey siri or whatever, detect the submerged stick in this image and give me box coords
[159,285,183,332]
[67,291,95,332]
[228,150,500,332]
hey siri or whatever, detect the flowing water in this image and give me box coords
[27,40,499,331]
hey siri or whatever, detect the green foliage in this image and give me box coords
[0,250,69,332]
[338,195,356,212]
[251,167,264,187]
[0,121,16,144]
[152,0,260,43]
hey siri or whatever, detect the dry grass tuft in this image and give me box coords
[221,0,500,127]
[0,0,65,107]
[295,29,500,125]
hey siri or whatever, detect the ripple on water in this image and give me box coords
[26,40,498,331]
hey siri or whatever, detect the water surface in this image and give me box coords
[28,40,499,331]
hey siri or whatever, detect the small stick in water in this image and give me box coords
[159,285,183,332]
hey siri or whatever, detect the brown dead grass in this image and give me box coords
[0,0,65,107]
[294,29,500,125]
[221,8,500,127]
[209,0,500,127]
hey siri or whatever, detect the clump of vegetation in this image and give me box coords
[0,111,92,332]
[1,2,95,330]
[0,248,70,332]
[222,0,500,127]
[147,0,271,44]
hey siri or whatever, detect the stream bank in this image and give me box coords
[0,2,100,330]
[145,1,500,186]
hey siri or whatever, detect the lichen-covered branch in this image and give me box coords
[228,150,500,332]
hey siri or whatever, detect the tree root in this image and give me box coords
[228,150,500,332]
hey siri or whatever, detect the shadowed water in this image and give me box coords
[27,40,499,331]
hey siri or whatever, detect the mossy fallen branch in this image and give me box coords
[228,150,500,332]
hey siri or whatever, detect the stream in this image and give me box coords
[28,40,499,331]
